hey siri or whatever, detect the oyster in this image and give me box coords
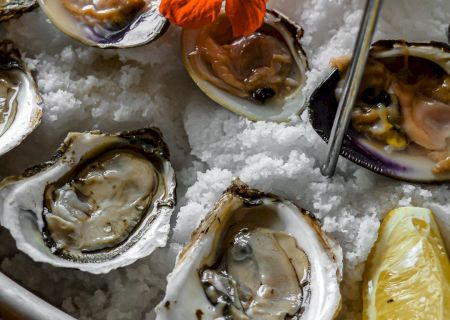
[0,40,43,157]
[182,10,309,122]
[308,40,450,182]
[0,128,176,274]
[0,0,37,22]
[37,0,169,48]
[156,180,342,319]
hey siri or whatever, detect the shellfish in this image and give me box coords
[308,40,450,182]
[156,180,342,319]
[37,0,169,48]
[182,10,309,122]
[0,128,176,273]
[0,40,43,158]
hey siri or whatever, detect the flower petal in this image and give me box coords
[225,0,268,37]
[160,0,223,29]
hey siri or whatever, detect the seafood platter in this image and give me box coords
[0,0,449,319]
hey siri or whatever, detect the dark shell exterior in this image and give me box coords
[0,39,28,71]
[0,0,37,22]
[307,40,450,183]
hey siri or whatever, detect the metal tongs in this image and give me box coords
[0,271,75,320]
[321,0,384,177]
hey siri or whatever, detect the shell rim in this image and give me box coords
[0,39,44,158]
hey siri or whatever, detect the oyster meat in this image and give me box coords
[182,10,309,122]
[156,180,342,320]
[0,40,43,157]
[37,0,169,48]
[0,0,37,22]
[309,40,450,182]
[0,128,176,273]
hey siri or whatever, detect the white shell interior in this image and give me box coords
[156,192,342,319]
[0,68,42,157]
[0,131,175,274]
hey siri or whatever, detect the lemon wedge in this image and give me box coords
[363,207,450,320]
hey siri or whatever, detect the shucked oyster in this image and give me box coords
[0,0,37,22]
[0,40,43,157]
[37,0,169,48]
[182,10,309,122]
[0,128,176,273]
[309,40,450,182]
[156,180,342,319]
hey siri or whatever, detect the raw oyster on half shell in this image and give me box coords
[0,40,43,157]
[156,180,342,319]
[182,10,309,122]
[0,128,176,274]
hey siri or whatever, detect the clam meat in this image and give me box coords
[182,10,309,122]
[0,128,176,273]
[37,0,169,48]
[309,40,450,182]
[156,180,342,320]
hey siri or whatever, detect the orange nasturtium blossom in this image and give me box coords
[159,0,269,37]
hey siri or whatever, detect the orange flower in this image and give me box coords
[160,0,268,37]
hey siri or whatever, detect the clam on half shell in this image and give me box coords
[156,180,342,320]
[37,0,169,48]
[0,128,176,274]
[0,40,43,157]
[0,0,37,22]
[308,40,450,183]
[182,10,309,122]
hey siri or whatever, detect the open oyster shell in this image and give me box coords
[156,180,342,320]
[37,0,169,48]
[0,40,43,157]
[182,10,309,122]
[0,0,37,22]
[0,128,176,274]
[308,40,450,182]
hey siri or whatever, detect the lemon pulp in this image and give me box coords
[363,207,450,320]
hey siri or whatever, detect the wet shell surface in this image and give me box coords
[182,10,309,122]
[37,0,169,48]
[0,128,176,274]
[0,40,43,157]
[156,180,342,320]
[0,0,37,22]
[308,40,450,183]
